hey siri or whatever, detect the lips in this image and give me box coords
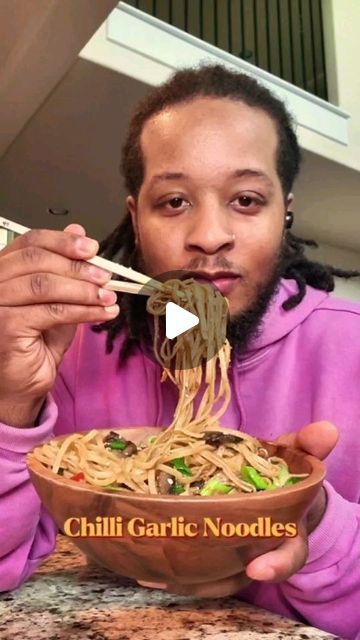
[210,276,240,295]
[189,271,241,295]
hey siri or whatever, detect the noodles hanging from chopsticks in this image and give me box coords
[32,279,307,495]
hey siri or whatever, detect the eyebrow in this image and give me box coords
[149,169,274,189]
[231,169,274,188]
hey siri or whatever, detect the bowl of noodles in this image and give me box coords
[27,426,325,585]
[27,278,325,585]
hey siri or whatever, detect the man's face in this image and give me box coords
[127,97,289,317]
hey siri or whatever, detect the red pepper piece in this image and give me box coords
[70,472,85,482]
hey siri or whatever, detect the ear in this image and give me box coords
[284,192,295,231]
[126,195,139,244]
[286,192,294,210]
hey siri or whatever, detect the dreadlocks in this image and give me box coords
[92,64,359,360]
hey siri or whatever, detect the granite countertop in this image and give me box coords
[0,535,338,640]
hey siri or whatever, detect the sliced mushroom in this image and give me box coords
[156,471,175,495]
[122,442,138,457]
[204,431,244,447]
[103,430,125,445]
[103,431,137,457]
[190,480,205,495]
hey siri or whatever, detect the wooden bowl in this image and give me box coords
[27,427,326,585]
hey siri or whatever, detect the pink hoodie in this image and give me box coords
[0,279,359,639]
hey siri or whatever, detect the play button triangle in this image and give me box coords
[165,302,199,339]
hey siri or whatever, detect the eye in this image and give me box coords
[168,197,186,209]
[231,194,264,213]
[156,196,191,214]
[238,195,253,207]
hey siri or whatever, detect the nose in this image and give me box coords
[185,203,235,255]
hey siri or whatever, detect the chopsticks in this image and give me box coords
[105,280,153,296]
[0,216,160,296]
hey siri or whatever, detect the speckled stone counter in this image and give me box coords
[0,535,339,640]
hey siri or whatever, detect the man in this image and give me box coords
[0,65,359,638]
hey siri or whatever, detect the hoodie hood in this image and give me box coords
[242,278,330,356]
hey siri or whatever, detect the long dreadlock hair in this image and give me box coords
[92,64,359,362]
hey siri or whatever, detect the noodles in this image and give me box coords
[32,278,308,495]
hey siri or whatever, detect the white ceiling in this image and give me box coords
[0,0,118,156]
[0,57,359,259]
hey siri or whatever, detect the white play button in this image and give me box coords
[165,302,199,339]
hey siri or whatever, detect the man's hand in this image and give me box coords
[139,421,338,598]
[0,224,119,426]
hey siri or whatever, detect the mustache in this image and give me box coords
[182,255,246,278]
[134,249,246,280]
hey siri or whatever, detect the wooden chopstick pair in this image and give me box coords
[0,217,160,296]
[104,279,155,296]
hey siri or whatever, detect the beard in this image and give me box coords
[226,260,282,356]
[128,240,285,359]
